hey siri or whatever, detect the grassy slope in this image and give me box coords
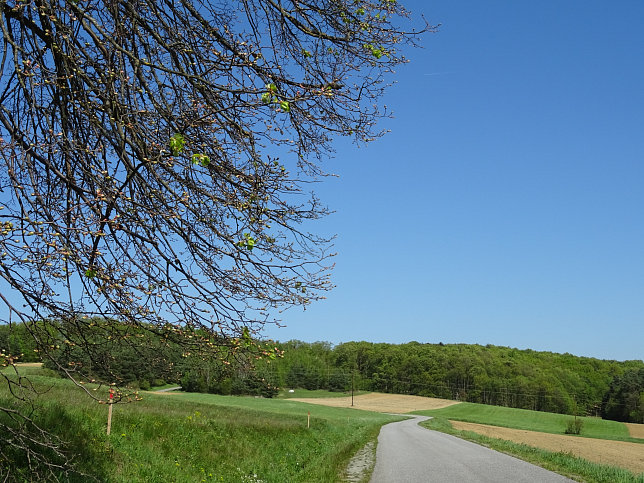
[0,368,399,482]
[415,401,641,442]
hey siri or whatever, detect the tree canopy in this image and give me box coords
[0,0,428,362]
[0,0,429,477]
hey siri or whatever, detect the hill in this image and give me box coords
[257,340,644,422]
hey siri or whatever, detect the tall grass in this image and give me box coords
[1,368,399,482]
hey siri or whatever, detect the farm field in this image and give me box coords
[449,420,644,475]
[291,392,460,413]
[415,401,638,442]
[627,423,644,439]
[297,392,644,480]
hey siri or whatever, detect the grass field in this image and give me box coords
[0,366,400,482]
[415,401,641,443]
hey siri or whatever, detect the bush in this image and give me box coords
[564,418,583,435]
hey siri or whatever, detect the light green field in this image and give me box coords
[415,401,640,442]
[0,367,400,482]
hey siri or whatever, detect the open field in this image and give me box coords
[415,401,638,442]
[299,391,643,479]
[627,423,644,439]
[450,420,644,475]
[291,392,460,413]
[0,367,400,482]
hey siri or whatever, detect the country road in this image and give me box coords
[370,416,574,483]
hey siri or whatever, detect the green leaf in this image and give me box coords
[169,133,185,155]
[191,153,210,167]
[261,92,272,104]
[85,268,97,278]
[279,101,290,112]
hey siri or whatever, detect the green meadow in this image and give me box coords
[415,401,641,442]
[0,366,399,482]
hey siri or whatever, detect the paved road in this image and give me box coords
[370,416,574,483]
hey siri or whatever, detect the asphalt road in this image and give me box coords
[370,416,575,483]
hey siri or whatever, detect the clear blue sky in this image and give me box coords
[264,0,644,362]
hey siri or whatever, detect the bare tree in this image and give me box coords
[0,0,430,477]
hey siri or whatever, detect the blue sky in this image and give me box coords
[263,0,644,362]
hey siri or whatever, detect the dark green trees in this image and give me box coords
[602,368,644,423]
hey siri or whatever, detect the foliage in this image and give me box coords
[601,368,644,423]
[0,0,430,473]
[260,340,644,422]
[0,0,429,349]
[565,417,584,435]
[0,323,39,363]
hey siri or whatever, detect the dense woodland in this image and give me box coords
[2,323,642,422]
[261,340,644,423]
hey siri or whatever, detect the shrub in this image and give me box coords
[564,418,583,435]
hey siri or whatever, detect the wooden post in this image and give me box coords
[107,387,114,435]
[307,411,310,429]
[351,372,354,407]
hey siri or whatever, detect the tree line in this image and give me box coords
[257,340,644,423]
[2,323,642,422]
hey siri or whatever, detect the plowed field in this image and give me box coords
[451,420,644,475]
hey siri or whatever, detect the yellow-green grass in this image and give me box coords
[1,367,400,482]
[422,417,644,483]
[415,401,641,443]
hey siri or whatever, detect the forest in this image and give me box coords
[1,323,642,423]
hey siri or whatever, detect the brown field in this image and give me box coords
[450,420,644,475]
[291,392,459,413]
[626,422,644,439]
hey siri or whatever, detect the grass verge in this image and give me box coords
[421,417,644,483]
[0,367,399,482]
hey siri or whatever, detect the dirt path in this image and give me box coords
[450,421,644,475]
[291,392,460,413]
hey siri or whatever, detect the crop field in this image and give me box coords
[291,392,460,413]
